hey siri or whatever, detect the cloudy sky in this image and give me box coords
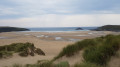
[0,0,120,27]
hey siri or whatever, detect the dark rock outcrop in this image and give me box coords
[75,27,83,30]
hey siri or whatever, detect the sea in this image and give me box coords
[27,27,98,32]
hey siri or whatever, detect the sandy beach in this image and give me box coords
[0,31,119,67]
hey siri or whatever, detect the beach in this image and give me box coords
[0,31,119,67]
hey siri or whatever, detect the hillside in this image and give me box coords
[0,27,29,32]
[93,25,120,32]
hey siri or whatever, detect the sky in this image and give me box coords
[0,0,120,27]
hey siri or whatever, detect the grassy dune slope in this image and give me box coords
[54,34,120,67]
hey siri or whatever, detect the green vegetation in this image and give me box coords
[0,51,13,58]
[83,35,120,65]
[12,64,23,67]
[53,34,120,66]
[9,61,70,67]
[0,26,29,32]
[4,34,120,67]
[54,61,70,67]
[93,25,120,32]
[53,39,97,60]
[0,42,45,58]
[74,62,102,67]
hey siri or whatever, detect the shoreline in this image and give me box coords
[0,31,119,66]
[0,31,114,41]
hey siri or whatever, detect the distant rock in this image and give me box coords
[0,26,30,32]
[75,27,83,30]
[92,25,120,32]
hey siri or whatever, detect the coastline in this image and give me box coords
[0,31,119,66]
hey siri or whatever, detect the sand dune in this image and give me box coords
[54,51,84,67]
[0,31,118,67]
[108,50,120,67]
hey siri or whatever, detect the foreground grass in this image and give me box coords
[74,62,103,67]
[8,61,70,67]
[9,62,103,67]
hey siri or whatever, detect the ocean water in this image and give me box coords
[27,27,97,32]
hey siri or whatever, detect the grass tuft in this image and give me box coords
[54,61,70,67]
[12,64,22,67]
[74,62,103,67]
